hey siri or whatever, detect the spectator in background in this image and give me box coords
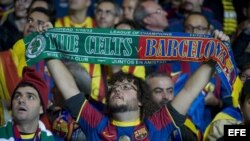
[121,0,139,20]
[133,0,168,32]
[184,12,211,34]
[55,0,93,28]
[0,0,32,51]
[168,0,222,32]
[94,0,121,28]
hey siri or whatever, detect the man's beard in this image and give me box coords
[159,99,170,107]
[108,100,139,113]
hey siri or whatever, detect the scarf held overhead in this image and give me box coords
[23,28,237,94]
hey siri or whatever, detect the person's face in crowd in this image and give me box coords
[95,2,119,28]
[29,0,49,10]
[240,68,250,83]
[147,76,174,106]
[122,0,138,20]
[0,0,13,5]
[184,14,210,34]
[240,94,250,125]
[23,11,49,36]
[142,1,168,31]
[14,0,33,18]
[108,79,141,113]
[68,0,90,11]
[12,86,43,123]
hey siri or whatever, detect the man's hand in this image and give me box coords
[213,30,230,42]
[36,22,53,33]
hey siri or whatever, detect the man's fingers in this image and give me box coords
[213,30,230,42]
[36,22,53,33]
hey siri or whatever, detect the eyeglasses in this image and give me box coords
[110,83,137,91]
[152,87,173,95]
[147,9,164,17]
[185,25,209,34]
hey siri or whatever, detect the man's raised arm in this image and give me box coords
[46,59,80,100]
[171,30,230,115]
[171,60,216,115]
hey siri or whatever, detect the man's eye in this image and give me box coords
[106,10,112,15]
[122,85,130,90]
[14,94,21,99]
[27,18,33,23]
[168,90,173,94]
[154,89,163,93]
[37,21,45,26]
[28,95,35,100]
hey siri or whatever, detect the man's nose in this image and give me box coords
[162,92,172,100]
[18,97,26,104]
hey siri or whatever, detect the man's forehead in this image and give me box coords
[186,15,208,25]
[98,2,115,10]
[145,3,160,10]
[15,86,39,95]
[114,79,135,84]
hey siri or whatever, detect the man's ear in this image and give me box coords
[208,24,214,35]
[143,16,150,25]
[39,105,44,115]
[138,101,142,106]
[114,16,120,25]
[138,94,142,106]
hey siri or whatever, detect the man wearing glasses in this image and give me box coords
[184,12,211,35]
[94,0,121,28]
